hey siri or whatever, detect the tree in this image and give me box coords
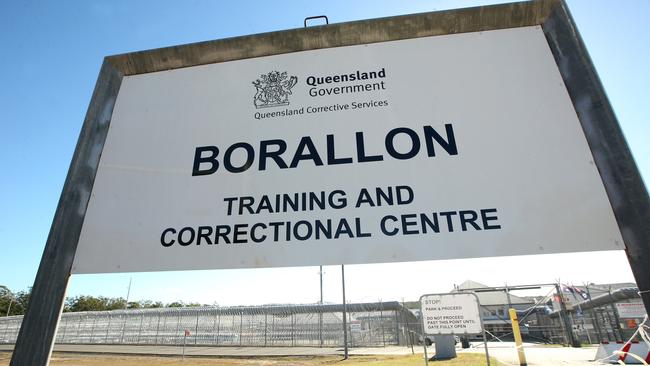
[64,296,173,312]
[65,296,109,312]
[0,286,31,316]
[139,300,163,309]
[185,302,204,307]
[12,289,31,315]
[105,297,127,310]
[58,294,212,313]
[0,285,14,316]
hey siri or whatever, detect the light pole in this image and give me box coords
[319,266,323,305]
[7,297,14,317]
[124,277,132,309]
[341,265,348,360]
[319,266,324,347]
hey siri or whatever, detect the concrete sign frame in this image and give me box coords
[11,0,650,364]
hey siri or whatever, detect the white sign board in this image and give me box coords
[72,25,622,273]
[616,301,647,318]
[421,293,483,335]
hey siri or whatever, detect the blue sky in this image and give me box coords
[0,0,647,305]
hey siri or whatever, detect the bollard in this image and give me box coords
[508,309,527,366]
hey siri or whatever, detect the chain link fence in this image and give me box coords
[0,301,418,347]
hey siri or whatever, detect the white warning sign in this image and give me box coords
[420,293,483,335]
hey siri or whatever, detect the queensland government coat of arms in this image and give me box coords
[252,71,298,109]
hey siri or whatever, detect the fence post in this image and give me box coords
[120,313,127,344]
[319,304,323,347]
[136,313,144,344]
[214,311,221,346]
[154,311,161,345]
[1,319,9,343]
[291,313,295,347]
[400,303,414,354]
[194,311,200,345]
[182,330,187,360]
[554,284,579,347]
[239,311,243,347]
[89,315,97,343]
[592,309,604,342]
[602,310,612,340]
[271,313,275,346]
[104,313,111,344]
[347,308,353,348]
[608,290,623,342]
[175,309,180,346]
[394,310,400,345]
[2,319,9,343]
[76,315,83,344]
[211,309,217,345]
[585,285,603,342]
[264,311,268,347]
[379,300,386,347]
[59,316,68,344]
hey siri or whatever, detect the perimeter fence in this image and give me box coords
[0,301,419,347]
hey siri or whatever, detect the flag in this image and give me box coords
[562,284,589,300]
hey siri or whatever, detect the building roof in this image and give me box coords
[452,280,534,306]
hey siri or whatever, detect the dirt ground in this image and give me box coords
[0,352,501,366]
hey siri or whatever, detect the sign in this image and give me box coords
[14,2,649,365]
[350,321,362,333]
[420,293,483,335]
[616,301,647,318]
[71,24,623,274]
[625,319,637,329]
